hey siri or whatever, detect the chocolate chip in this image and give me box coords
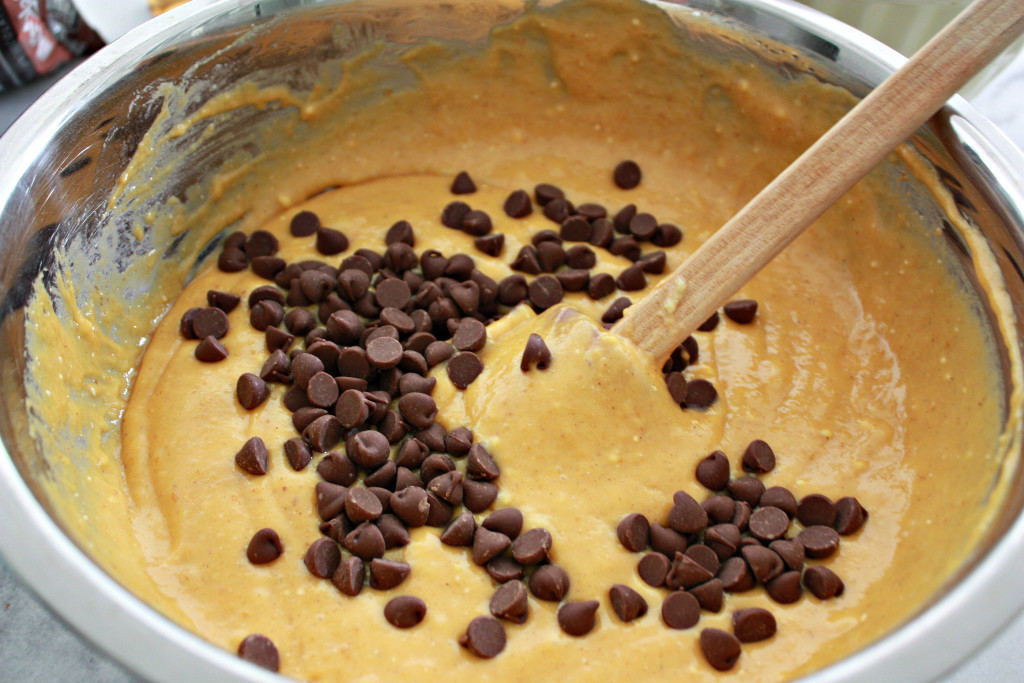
[397,392,437,430]
[365,463,396,490]
[290,210,320,236]
[748,507,790,542]
[470,510,518,543]
[472,528,511,566]
[684,545,719,576]
[529,564,570,601]
[304,414,342,452]
[283,437,313,471]
[306,371,340,408]
[609,584,648,623]
[727,476,765,507]
[615,262,647,291]
[345,487,384,523]
[587,272,616,300]
[796,525,841,559]
[332,556,365,596]
[798,494,837,527]
[694,450,730,491]
[504,189,533,218]
[769,539,805,571]
[474,233,505,256]
[560,215,592,242]
[235,437,269,475]
[391,487,430,527]
[543,198,572,224]
[490,581,529,624]
[532,183,563,206]
[440,511,477,547]
[447,351,484,389]
[628,213,658,241]
[602,297,632,324]
[244,230,279,258]
[496,274,528,307]
[652,223,683,247]
[741,439,776,474]
[724,299,758,324]
[206,290,240,314]
[452,318,487,352]
[511,528,552,565]
[264,326,295,353]
[525,274,562,310]
[703,495,735,524]
[246,528,283,565]
[650,523,688,557]
[304,537,341,578]
[237,634,279,672]
[444,426,474,457]
[486,556,524,584]
[466,443,500,481]
[462,210,492,236]
[718,556,755,592]
[636,553,668,591]
[589,218,614,247]
[451,171,477,194]
[520,333,552,372]
[700,628,741,671]
[384,595,427,628]
[617,513,650,552]
[684,379,718,408]
[218,247,248,272]
[834,496,868,535]
[377,514,411,549]
[249,301,284,332]
[179,307,200,339]
[298,270,334,303]
[659,590,699,630]
[461,616,507,658]
[613,160,642,189]
[536,241,566,272]
[557,269,590,292]
[691,578,724,613]
[428,471,464,506]
[668,490,708,534]
[344,521,387,560]
[192,307,230,339]
[316,226,349,255]
[416,423,448,452]
[366,336,404,370]
[335,389,371,428]
[463,480,499,513]
[663,372,687,404]
[558,600,599,637]
[697,312,719,332]
[703,524,740,562]
[764,570,802,605]
[666,551,714,589]
[194,336,228,362]
[346,429,390,469]
[292,406,326,434]
[804,565,845,599]
[441,201,471,230]
[369,558,411,590]
[760,486,798,518]
[638,250,667,274]
[741,545,785,584]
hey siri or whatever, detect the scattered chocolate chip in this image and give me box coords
[691,578,724,613]
[543,198,572,224]
[769,539,805,571]
[246,528,283,565]
[696,450,730,490]
[520,333,552,372]
[760,487,798,518]
[346,430,391,469]
[290,210,320,236]
[366,336,404,370]
[316,226,349,255]
[602,297,632,324]
[697,312,719,332]
[453,318,487,352]
[628,213,658,241]
[344,521,387,560]
[346,487,384,523]
[472,528,511,566]
[391,487,430,527]
[834,496,868,535]
[397,392,438,430]
[638,552,670,588]
[609,584,648,623]
[192,307,230,339]
[700,628,741,671]
[244,230,279,258]
[727,476,765,507]
[195,336,228,362]
[724,299,758,324]
[684,379,718,408]
[666,551,714,589]
[703,525,740,562]
[650,523,688,557]
[613,160,642,189]
[798,494,837,527]
[369,558,411,590]
[483,508,523,539]
[703,495,735,523]
[529,564,570,601]
[587,272,616,300]
[667,490,708,534]
[766,570,803,604]
[617,513,650,552]
[384,595,427,629]
[741,439,776,474]
[796,525,841,559]
[284,438,313,471]
[741,545,785,584]
[490,580,529,624]
[804,565,845,599]
[718,556,755,592]
[463,479,499,513]
[558,600,599,636]
[511,528,552,565]
[304,537,342,578]
[486,556,524,584]
[237,634,279,672]
[462,210,492,236]
[528,274,564,310]
[304,414,342,452]
[748,507,791,542]
[218,247,248,272]
[447,351,484,389]
[235,436,269,475]
[560,215,592,242]
[504,189,533,218]
[661,590,700,630]
[474,233,505,257]
[332,555,365,596]
[461,616,507,658]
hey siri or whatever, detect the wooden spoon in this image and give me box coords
[612,0,1024,363]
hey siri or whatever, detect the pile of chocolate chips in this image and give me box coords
[615,442,867,671]
[174,163,796,672]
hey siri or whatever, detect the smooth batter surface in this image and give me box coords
[24,0,1018,681]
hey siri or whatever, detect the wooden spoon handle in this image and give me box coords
[613,0,1024,363]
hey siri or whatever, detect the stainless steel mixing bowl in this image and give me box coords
[2,0,1023,680]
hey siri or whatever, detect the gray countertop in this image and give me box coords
[3,25,1024,683]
